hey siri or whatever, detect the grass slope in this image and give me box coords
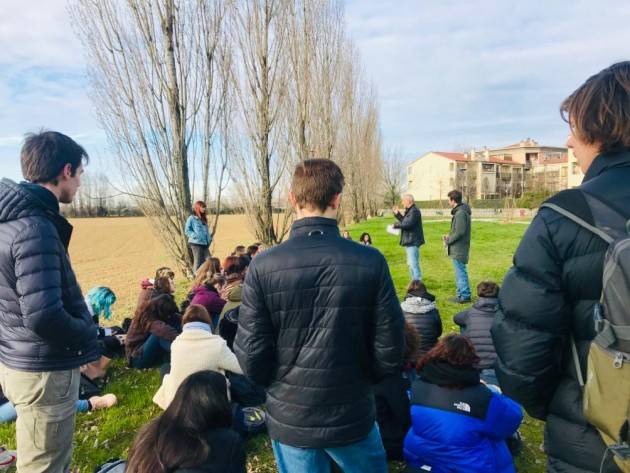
[0,218,545,472]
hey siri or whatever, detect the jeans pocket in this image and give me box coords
[48,369,76,401]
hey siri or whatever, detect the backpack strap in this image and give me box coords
[539,202,615,244]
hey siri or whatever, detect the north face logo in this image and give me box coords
[453,401,471,412]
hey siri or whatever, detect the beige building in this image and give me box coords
[406,139,576,202]
[567,149,585,188]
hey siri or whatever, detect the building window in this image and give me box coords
[561,166,568,178]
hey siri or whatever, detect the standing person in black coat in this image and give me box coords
[491,61,630,473]
[454,281,501,386]
[127,371,245,473]
[0,131,99,472]
[235,159,404,473]
[393,194,425,281]
[401,280,442,357]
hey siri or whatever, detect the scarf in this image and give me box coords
[420,361,480,388]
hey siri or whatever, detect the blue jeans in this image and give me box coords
[0,399,89,423]
[405,246,422,280]
[131,334,173,369]
[271,423,388,473]
[452,258,471,300]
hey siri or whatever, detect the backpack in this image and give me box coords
[542,193,630,471]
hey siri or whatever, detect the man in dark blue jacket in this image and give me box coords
[235,159,404,473]
[393,194,424,281]
[0,131,98,472]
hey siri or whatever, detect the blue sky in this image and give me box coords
[2,0,630,179]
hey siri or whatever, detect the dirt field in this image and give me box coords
[68,215,255,319]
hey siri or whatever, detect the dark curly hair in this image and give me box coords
[417,334,479,371]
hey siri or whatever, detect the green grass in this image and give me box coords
[0,218,545,472]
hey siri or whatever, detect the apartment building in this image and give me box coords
[406,139,578,201]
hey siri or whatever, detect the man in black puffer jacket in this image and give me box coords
[0,131,98,472]
[235,159,404,473]
[491,62,630,473]
[454,281,501,385]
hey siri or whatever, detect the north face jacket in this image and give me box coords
[0,179,98,371]
[492,151,630,472]
[234,217,405,448]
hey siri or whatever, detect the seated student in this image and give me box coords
[219,256,247,319]
[404,335,523,473]
[232,245,246,257]
[181,260,226,328]
[401,280,442,356]
[82,286,126,380]
[245,244,259,262]
[154,305,242,410]
[126,295,181,369]
[359,232,373,246]
[128,371,246,473]
[136,267,176,309]
[0,386,116,424]
[454,281,502,386]
[374,321,418,460]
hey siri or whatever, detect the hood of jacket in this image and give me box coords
[473,297,499,313]
[401,296,436,314]
[451,202,472,217]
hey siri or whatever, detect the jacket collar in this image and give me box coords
[289,217,340,239]
[584,150,630,182]
[404,203,417,215]
[474,297,499,312]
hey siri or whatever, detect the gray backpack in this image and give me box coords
[542,193,630,471]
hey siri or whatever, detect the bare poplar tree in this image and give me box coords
[382,148,406,208]
[70,0,229,275]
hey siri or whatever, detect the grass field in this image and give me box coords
[0,216,546,472]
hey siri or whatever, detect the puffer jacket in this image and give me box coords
[185,215,211,246]
[234,217,405,448]
[454,297,500,370]
[394,204,425,247]
[0,179,99,371]
[404,378,522,473]
[491,151,630,472]
[401,296,442,356]
[447,203,472,264]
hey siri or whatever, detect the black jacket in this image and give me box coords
[401,295,442,356]
[174,428,245,473]
[491,152,630,473]
[394,205,425,247]
[374,372,411,460]
[234,217,405,448]
[454,297,500,370]
[0,179,98,371]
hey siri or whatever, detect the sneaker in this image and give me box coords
[448,296,472,304]
[0,447,16,469]
[89,393,117,411]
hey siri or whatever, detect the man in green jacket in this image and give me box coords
[443,190,472,303]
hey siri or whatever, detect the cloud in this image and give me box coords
[345,0,630,155]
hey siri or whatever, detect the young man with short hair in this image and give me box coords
[235,159,404,473]
[0,131,99,472]
[443,189,472,303]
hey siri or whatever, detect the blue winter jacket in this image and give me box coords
[404,379,522,473]
[185,215,211,246]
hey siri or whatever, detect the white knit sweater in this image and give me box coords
[153,328,243,409]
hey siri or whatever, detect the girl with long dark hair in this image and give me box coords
[185,201,213,272]
[126,295,181,369]
[128,371,245,473]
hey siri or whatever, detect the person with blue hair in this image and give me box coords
[82,287,126,380]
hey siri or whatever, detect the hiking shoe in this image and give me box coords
[0,447,16,469]
[89,393,117,411]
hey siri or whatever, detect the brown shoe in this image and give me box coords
[88,394,117,411]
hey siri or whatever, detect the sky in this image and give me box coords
[1,0,630,180]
